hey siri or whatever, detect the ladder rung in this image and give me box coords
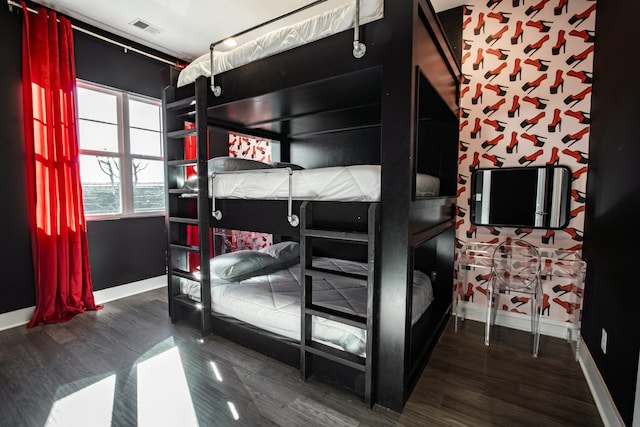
[170,243,200,253]
[167,159,197,166]
[171,268,201,281]
[167,128,197,139]
[169,216,199,225]
[306,304,366,329]
[304,341,366,371]
[168,189,198,198]
[305,267,367,285]
[173,294,203,310]
[304,229,368,243]
[166,96,196,111]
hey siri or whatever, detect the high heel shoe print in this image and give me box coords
[561,148,588,164]
[474,13,486,36]
[522,73,548,93]
[510,58,522,82]
[571,166,588,181]
[518,149,544,165]
[524,58,550,72]
[554,0,568,15]
[486,25,510,45]
[485,84,508,97]
[521,132,547,147]
[482,153,505,167]
[460,107,470,119]
[553,297,580,314]
[458,173,468,185]
[569,4,597,27]
[521,112,546,131]
[526,19,552,33]
[482,98,506,116]
[564,87,592,107]
[508,95,520,118]
[552,30,567,55]
[569,29,596,43]
[471,117,482,139]
[484,62,508,81]
[550,70,564,94]
[483,118,507,132]
[472,83,483,105]
[548,108,562,132]
[561,127,590,147]
[567,70,594,84]
[511,20,524,44]
[570,205,586,218]
[459,141,469,153]
[515,227,533,236]
[464,283,475,302]
[507,132,519,153]
[524,34,550,56]
[488,11,511,24]
[473,48,484,71]
[541,229,555,244]
[469,152,480,172]
[566,45,595,67]
[571,189,586,203]
[486,226,501,236]
[467,224,477,238]
[541,294,550,316]
[481,134,505,151]
[487,48,510,61]
[525,0,550,18]
[563,227,584,241]
[522,95,548,110]
[546,147,560,165]
[460,120,469,132]
[486,0,503,9]
[565,110,591,124]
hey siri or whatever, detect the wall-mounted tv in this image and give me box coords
[470,166,571,229]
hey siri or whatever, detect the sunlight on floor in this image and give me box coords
[44,375,116,427]
[137,346,199,426]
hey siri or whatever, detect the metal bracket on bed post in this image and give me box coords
[210,174,222,220]
[286,167,300,227]
[352,0,366,58]
[209,44,222,97]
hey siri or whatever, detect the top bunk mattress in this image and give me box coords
[177,0,384,87]
[208,164,440,201]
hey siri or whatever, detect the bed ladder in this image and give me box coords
[299,201,378,407]
[163,77,212,336]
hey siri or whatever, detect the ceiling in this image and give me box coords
[31,0,465,62]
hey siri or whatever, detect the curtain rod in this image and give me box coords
[7,0,177,66]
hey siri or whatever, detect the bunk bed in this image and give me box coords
[163,0,460,412]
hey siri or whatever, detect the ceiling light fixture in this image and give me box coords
[223,38,238,47]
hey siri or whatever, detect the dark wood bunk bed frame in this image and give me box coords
[163,0,460,412]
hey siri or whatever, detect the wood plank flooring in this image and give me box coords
[0,288,602,426]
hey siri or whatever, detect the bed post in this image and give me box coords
[376,0,417,412]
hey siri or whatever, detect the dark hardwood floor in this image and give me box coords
[0,288,602,426]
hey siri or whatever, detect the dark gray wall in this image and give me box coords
[583,1,640,424]
[0,4,173,314]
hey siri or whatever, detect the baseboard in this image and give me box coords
[455,300,572,339]
[578,338,626,427]
[0,275,166,332]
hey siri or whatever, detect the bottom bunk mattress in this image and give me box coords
[181,257,434,356]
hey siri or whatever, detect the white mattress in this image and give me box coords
[177,0,384,87]
[181,257,434,356]
[209,165,440,201]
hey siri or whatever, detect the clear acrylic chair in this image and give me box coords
[485,238,542,357]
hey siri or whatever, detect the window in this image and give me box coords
[76,81,164,217]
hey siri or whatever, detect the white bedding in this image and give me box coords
[181,257,434,356]
[209,165,440,201]
[177,0,384,87]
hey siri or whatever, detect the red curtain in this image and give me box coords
[21,3,100,327]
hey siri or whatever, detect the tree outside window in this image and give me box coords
[76,81,164,217]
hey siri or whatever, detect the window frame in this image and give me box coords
[76,80,164,220]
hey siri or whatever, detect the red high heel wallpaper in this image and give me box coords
[455,0,595,323]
